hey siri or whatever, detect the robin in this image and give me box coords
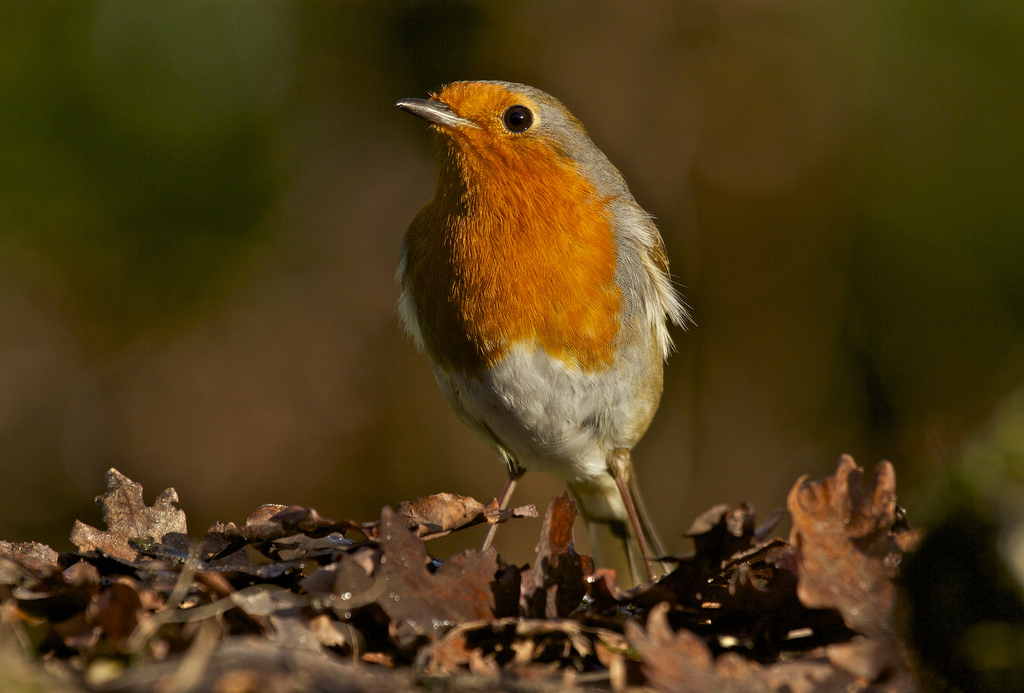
[395,80,689,586]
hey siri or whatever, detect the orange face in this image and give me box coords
[403,82,621,374]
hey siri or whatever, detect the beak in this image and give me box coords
[396,97,477,129]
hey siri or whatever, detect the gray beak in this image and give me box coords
[396,98,477,129]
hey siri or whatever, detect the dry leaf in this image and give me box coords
[70,468,187,562]
[787,455,904,636]
[520,492,588,619]
[376,506,496,646]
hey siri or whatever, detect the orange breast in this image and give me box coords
[404,133,621,374]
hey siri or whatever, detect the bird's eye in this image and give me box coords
[502,105,534,133]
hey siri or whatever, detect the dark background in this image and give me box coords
[2,1,1022,567]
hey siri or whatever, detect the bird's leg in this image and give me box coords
[608,448,658,583]
[481,468,524,551]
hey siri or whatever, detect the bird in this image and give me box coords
[395,80,689,587]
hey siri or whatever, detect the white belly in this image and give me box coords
[432,340,662,483]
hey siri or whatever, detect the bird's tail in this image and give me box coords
[567,455,668,588]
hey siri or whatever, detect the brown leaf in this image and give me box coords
[202,504,360,570]
[626,603,862,693]
[396,493,538,539]
[70,469,187,562]
[634,503,766,614]
[0,541,62,593]
[711,544,853,658]
[218,504,360,543]
[687,503,759,563]
[376,506,497,646]
[419,617,610,679]
[268,505,358,536]
[93,579,144,647]
[787,456,907,636]
[0,541,60,581]
[520,492,588,619]
[419,628,474,675]
[51,610,99,651]
[396,493,485,536]
[627,602,770,693]
[300,548,382,615]
[13,560,99,623]
[490,561,523,619]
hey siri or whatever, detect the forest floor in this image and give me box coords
[0,456,927,692]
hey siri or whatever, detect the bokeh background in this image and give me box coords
[2,1,1023,569]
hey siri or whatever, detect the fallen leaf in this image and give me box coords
[419,627,474,676]
[69,469,188,562]
[395,493,537,540]
[93,579,144,647]
[786,456,921,687]
[688,503,759,564]
[520,492,588,619]
[396,493,485,537]
[0,541,60,581]
[787,456,905,636]
[627,602,764,693]
[13,560,99,623]
[376,506,496,646]
[217,504,360,544]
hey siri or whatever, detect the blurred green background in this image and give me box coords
[2,1,1023,571]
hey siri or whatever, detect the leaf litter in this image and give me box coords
[0,456,924,692]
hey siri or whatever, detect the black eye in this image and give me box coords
[502,105,533,133]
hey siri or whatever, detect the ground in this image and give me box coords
[0,457,926,692]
